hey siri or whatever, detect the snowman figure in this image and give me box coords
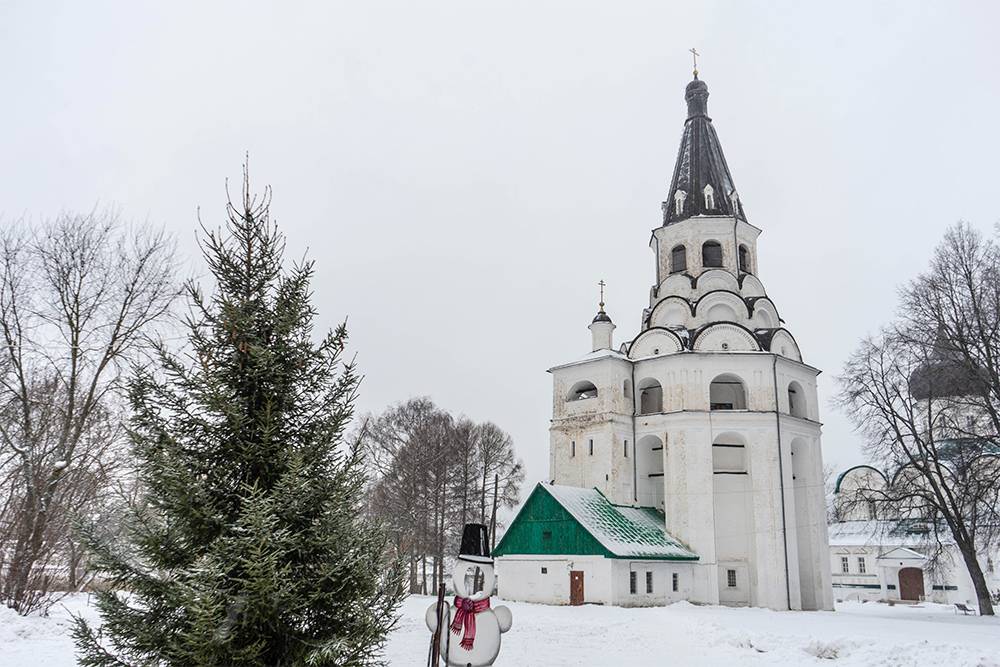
[426,524,512,667]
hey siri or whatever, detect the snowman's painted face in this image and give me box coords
[452,561,495,601]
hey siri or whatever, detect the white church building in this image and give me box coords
[494,71,834,611]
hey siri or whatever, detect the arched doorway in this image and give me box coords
[898,568,924,601]
[636,434,664,509]
[712,431,752,606]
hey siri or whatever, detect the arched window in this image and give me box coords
[738,245,750,273]
[702,241,723,268]
[637,378,663,415]
[567,380,598,401]
[671,245,687,273]
[712,433,747,473]
[703,184,715,210]
[710,373,747,410]
[674,190,687,216]
[787,381,806,418]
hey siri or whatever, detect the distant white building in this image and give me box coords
[494,71,833,611]
[830,466,1000,605]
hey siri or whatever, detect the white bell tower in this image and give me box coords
[546,70,833,612]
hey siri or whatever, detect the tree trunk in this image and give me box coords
[489,473,499,552]
[4,485,49,609]
[956,538,995,615]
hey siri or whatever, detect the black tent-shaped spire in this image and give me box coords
[662,75,746,225]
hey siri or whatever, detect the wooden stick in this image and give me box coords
[430,582,447,665]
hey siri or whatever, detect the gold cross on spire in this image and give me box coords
[598,279,606,311]
[689,47,699,78]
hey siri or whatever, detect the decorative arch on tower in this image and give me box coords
[747,296,782,329]
[693,269,739,295]
[758,328,802,362]
[627,327,685,359]
[693,290,751,324]
[738,273,766,298]
[749,298,780,329]
[691,322,760,352]
[648,295,694,328]
[658,272,695,299]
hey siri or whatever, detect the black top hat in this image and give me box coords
[458,523,492,564]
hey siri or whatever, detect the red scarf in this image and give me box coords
[450,596,491,650]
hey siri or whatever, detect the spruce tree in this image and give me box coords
[73,171,404,666]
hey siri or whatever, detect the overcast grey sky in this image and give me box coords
[2,1,999,490]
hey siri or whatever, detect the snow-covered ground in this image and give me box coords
[2,594,999,666]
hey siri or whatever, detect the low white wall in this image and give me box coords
[496,556,611,605]
[497,556,697,607]
[610,560,697,607]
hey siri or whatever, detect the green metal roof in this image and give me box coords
[493,483,698,561]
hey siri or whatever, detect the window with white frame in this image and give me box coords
[841,556,849,574]
[857,557,866,574]
[703,183,715,209]
[672,572,679,592]
[629,571,637,594]
[646,571,653,594]
[726,569,737,588]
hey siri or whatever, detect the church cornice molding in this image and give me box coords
[547,349,632,373]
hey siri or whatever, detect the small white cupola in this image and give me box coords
[588,280,615,351]
[703,184,715,210]
[674,189,687,216]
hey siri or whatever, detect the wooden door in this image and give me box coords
[898,567,924,601]
[570,570,584,606]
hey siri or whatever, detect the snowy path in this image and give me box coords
[2,594,998,666]
[388,595,1000,666]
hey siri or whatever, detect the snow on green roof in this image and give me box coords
[543,485,697,560]
[494,483,697,561]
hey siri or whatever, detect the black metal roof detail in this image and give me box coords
[662,76,746,225]
[909,336,988,400]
